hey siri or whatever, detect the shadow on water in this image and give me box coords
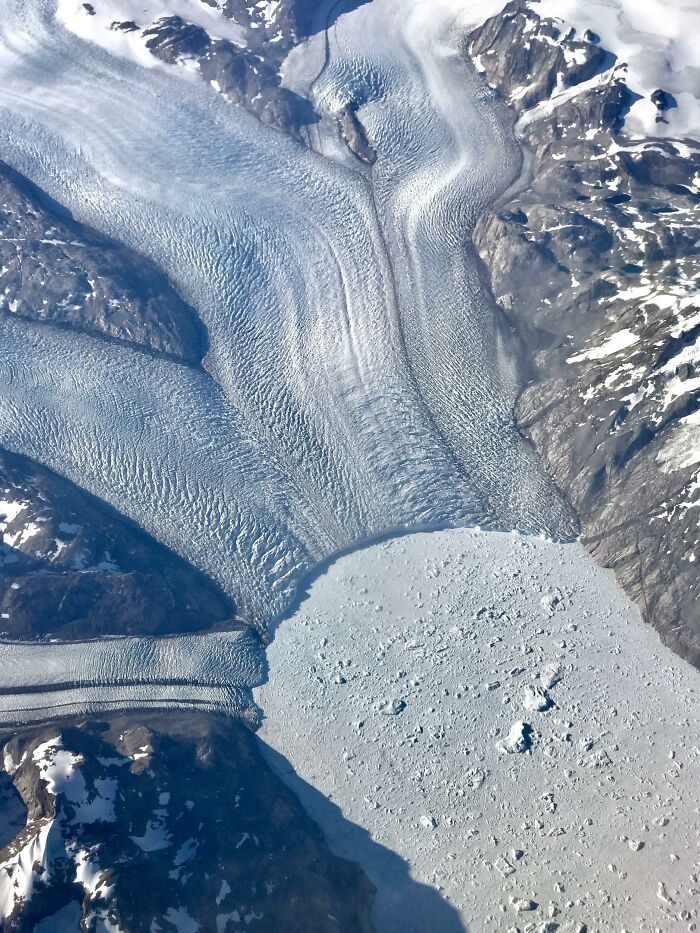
[256,737,468,933]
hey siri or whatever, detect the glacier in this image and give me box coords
[0,0,575,718]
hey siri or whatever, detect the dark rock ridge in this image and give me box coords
[0,713,376,931]
[86,0,373,152]
[336,103,377,165]
[0,160,204,364]
[146,0,376,157]
[103,0,321,141]
[0,447,236,640]
[468,1,700,666]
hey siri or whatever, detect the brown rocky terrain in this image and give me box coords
[0,161,205,364]
[0,447,236,640]
[468,1,700,666]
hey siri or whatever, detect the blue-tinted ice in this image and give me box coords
[0,0,575,719]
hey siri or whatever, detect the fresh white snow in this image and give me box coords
[532,0,700,140]
[656,409,700,473]
[56,0,246,70]
[567,327,639,363]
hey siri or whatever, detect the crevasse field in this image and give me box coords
[0,0,577,713]
[0,3,699,931]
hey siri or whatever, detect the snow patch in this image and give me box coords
[532,0,700,140]
[567,328,639,363]
[56,0,246,71]
[656,409,700,473]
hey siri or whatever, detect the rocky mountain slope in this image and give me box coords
[0,447,235,640]
[0,161,204,364]
[468,0,700,666]
[58,0,368,141]
[0,713,376,931]
[0,0,697,929]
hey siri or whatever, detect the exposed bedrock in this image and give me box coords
[0,713,376,931]
[0,160,205,364]
[0,447,236,640]
[468,1,700,666]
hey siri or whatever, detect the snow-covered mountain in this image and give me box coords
[0,715,375,931]
[0,0,698,929]
[56,0,342,140]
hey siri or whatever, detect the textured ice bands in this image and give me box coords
[0,0,575,635]
[0,631,264,725]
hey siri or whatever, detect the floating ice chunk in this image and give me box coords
[523,685,552,712]
[657,882,673,904]
[494,855,515,877]
[540,592,561,613]
[497,721,532,754]
[539,663,562,689]
[511,897,537,913]
[380,698,406,716]
[463,767,487,790]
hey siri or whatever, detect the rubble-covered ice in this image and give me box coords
[257,528,700,933]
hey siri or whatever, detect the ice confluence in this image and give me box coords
[0,0,574,716]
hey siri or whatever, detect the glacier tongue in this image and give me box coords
[0,0,573,713]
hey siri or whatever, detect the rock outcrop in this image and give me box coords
[0,447,235,639]
[468,1,700,665]
[0,161,205,364]
[0,713,376,931]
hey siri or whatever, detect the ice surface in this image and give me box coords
[0,0,575,714]
[0,631,263,725]
[258,528,700,933]
[0,684,255,725]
